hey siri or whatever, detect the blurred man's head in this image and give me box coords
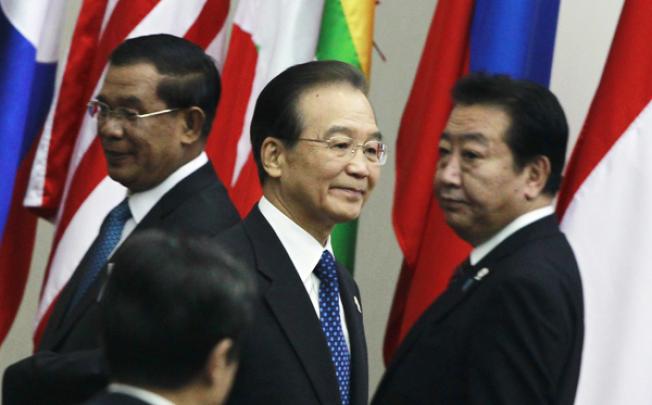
[250,60,386,242]
[101,230,255,405]
[435,73,568,245]
[90,34,220,191]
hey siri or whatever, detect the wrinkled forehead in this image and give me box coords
[296,83,378,137]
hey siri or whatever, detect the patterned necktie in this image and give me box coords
[314,250,351,405]
[69,198,131,309]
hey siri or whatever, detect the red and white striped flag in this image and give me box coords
[557,0,652,402]
[25,0,231,345]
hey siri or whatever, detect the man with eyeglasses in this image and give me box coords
[3,34,239,405]
[213,60,385,405]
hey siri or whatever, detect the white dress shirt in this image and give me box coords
[258,196,351,350]
[470,205,554,265]
[115,152,209,248]
[108,383,175,405]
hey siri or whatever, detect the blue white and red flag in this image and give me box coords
[0,0,66,346]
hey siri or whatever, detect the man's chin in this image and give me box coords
[443,214,473,238]
[107,170,138,191]
[330,205,362,224]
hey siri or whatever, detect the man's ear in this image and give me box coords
[204,338,237,400]
[524,155,551,200]
[180,106,205,145]
[260,137,285,179]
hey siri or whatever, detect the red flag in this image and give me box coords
[557,1,652,403]
[385,1,473,362]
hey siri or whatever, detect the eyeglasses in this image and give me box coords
[296,136,388,166]
[87,100,179,125]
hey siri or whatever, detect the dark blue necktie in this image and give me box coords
[314,250,351,405]
[69,198,131,309]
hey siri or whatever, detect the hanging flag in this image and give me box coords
[316,0,375,270]
[0,0,66,346]
[385,0,561,362]
[24,0,231,346]
[557,1,652,403]
[208,0,376,270]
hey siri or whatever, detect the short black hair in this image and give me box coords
[109,34,221,138]
[250,60,368,183]
[100,230,256,389]
[452,73,568,195]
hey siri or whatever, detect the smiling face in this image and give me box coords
[96,63,195,192]
[263,83,381,242]
[435,104,533,246]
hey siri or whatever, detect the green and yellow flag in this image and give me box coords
[316,0,377,270]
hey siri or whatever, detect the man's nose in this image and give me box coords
[98,116,125,139]
[436,154,462,186]
[346,147,372,178]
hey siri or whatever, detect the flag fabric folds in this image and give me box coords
[557,1,652,403]
[208,0,376,270]
[0,0,66,347]
[385,0,561,362]
[24,0,232,345]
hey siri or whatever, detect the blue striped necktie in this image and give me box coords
[314,250,351,405]
[69,198,131,309]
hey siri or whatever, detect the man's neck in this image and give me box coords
[262,186,332,245]
[470,204,554,265]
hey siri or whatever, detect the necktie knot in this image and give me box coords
[448,257,472,287]
[108,198,131,223]
[314,250,337,282]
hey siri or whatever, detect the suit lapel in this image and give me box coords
[422,215,561,327]
[45,164,217,350]
[338,263,367,405]
[39,247,96,350]
[242,208,341,405]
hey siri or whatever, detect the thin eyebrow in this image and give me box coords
[324,125,384,142]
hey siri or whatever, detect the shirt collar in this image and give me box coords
[108,383,176,405]
[127,152,208,224]
[470,205,554,265]
[258,196,333,282]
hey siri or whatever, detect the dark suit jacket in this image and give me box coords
[3,162,240,405]
[372,215,584,405]
[213,206,368,405]
[82,392,149,405]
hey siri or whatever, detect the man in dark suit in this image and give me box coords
[214,60,386,405]
[3,34,240,404]
[372,74,584,405]
[82,230,256,405]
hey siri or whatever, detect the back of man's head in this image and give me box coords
[109,34,221,138]
[452,73,568,195]
[100,230,255,394]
